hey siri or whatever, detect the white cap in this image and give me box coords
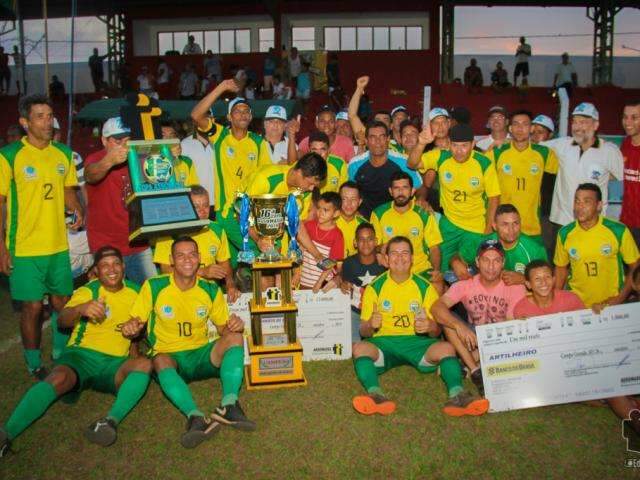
[428,107,449,121]
[101,117,131,139]
[228,97,250,115]
[264,104,287,121]
[52,117,60,130]
[390,105,408,118]
[336,110,348,121]
[532,114,554,132]
[572,102,599,120]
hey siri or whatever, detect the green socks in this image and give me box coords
[107,371,151,424]
[157,368,203,418]
[439,356,464,398]
[354,356,383,396]
[4,381,58,440]
[220,346,244,406]
[50,311,70,361]
[23,349,42,374]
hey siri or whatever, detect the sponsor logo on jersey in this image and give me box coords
[24,165,37,179]
[502,163,512,174]
[384,226,393,236]
[161,305,174,318]
[568,247,579,260]
[226,146,235,158]
[381,299,392,312]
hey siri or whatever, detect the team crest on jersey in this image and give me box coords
[410,227,419,237]
[600,243,612,256]
[514,262,526,274]
[248,152,257,162]
[23,165,37,179]
[161,305,174,318]
[381,299,392,312]
[178,172,187,182]
[568,247,579,260]
[530,164,540,175]
[196,306,207,318]
[409,301,421,313]
[384,226,393,236]
[226,146,235,158]
[469,177,480,187]
[330,176,338,185]
[209,245,218,257]
[56,163,66,175]
[502,163,512,174]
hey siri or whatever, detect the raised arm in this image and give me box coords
[407,123,433,170]
[190,78,240,130]
[348,76,368,141]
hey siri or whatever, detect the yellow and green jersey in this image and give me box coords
[0,138,78,256]
[65,279,140,357]
[486,142,558,236]
[389,139,405,154]
[370,201,443,272]
[321,154,348,193]
[173,155,200,186]
[554,216,640,307]
[361,271,439,337]
[153,222,230,266]
[130,274,229,355]
[336,214,367,258]
[199,119,271,217]
[421,149,500,233]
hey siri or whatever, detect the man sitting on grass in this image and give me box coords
[1,246,152,456]
[351,236,489,417]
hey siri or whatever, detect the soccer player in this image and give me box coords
[0,94,83,377]
[123,237,254,449]
[336,181,366,258]
[554,183,640,309]
[306,130,348,193]
[370,171,443,290]
[451,204,548,285]
[408,123,501,271]
[190,79,271,259]
[351,236,488,417]
[160,120,199,186]
[485,110,558,240]
[153,185,240,302]
[0,247,151,455]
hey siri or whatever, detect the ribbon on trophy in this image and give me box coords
[237,193,255,264]
[285,193,302,263]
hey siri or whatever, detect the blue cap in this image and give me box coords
[428,107,450,121]
[532,115,555,132]
[336,110,348,121]
[265,104,287,121]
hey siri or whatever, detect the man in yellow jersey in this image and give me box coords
[160,120,200,186]
[407,123,501,271]
[554,183,640,309]
[370,171,443,291]
[0,94,83,378]
[153,185,240,302]
[190,78,271,260]
[0,247,152,456]
[485,110,558,241]
[351,236,488,417]
[336,181,366,258]
[123,237,253,449]
[306,130,347,193]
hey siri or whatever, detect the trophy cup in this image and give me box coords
[121,93,209,242]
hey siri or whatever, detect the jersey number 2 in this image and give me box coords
[43,183,54,200]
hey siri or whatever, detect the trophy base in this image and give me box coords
[245,337,307,390]
[257,247,283,263]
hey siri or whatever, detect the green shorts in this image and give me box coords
[9,250,73,301]
[439,217,484,272]
[169,341,220,383]
[366,335,440,374]
[56,346,127,395]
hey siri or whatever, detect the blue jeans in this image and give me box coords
[124,248,157,285]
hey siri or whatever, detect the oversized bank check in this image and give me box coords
[217,289,352,362]
[477,303,640,413]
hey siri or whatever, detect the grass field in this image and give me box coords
[0,286,638,480]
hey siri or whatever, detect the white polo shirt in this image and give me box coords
[181,136,215,205]
[543,136,623,225]
[265,136,290,164]
[475,133,511,152]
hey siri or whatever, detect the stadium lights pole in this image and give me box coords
[66,0,76,147]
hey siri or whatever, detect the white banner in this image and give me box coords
[218,289,352,363]
[477,303,640,413]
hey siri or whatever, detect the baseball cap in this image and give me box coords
[390,105,408,118]
[92,245,124,269]
[428,107,450,122]
[532,114,555,132]
[102,117,131,139]
[317,104,335,115]
[52,117,60,130]
[336,110,349,121]
[265,105,287,121]
[476,239,505,258]
[449,124,474,142]
[228,97,250,115]
[488,105,508,117]
[572,102,599,120]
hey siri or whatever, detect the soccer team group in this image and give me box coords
[1,74,640,455]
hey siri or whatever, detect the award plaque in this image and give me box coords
[121,93,209,242]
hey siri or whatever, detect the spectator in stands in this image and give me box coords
[296,62,312,108]
[178,64,199,100]
[84,117,157,285]
[272,74,292,100]
[476,105,510,152]
[531,115,555,143]
[181,124,215,212]
[463,58,483,93]
[389,106,408,154]
[553,52,578,98]
[326,52,343,110]
[182,35,202,55]
[263,105,290,164]
[203,50,222,85]
[156,58,172,99]
[0,46,10,95]
[288,47,302,88]
[490,61,510,92]
[88,48,107,93]
[621,100,640,247]
[136,66,156,98]
[6,124,24,143]
[513,36,531,87]
[49,75,65,101]
[117,62,132,93]
[12,45,26,96]
[263,47,278,96]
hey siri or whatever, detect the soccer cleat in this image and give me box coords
[352,393,396,416]
[32,366,50,381]
[443,391,489,417]
[85,417,117,447]
[180,415,220,449]
[211,402,256,431]
[471,368,485,397]
[0,429,10,459]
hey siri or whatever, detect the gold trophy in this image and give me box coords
[241,194,306,389]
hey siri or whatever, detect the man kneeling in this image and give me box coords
[351,236,488,417]
[1,247,152,456]
[123,236,254,449]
